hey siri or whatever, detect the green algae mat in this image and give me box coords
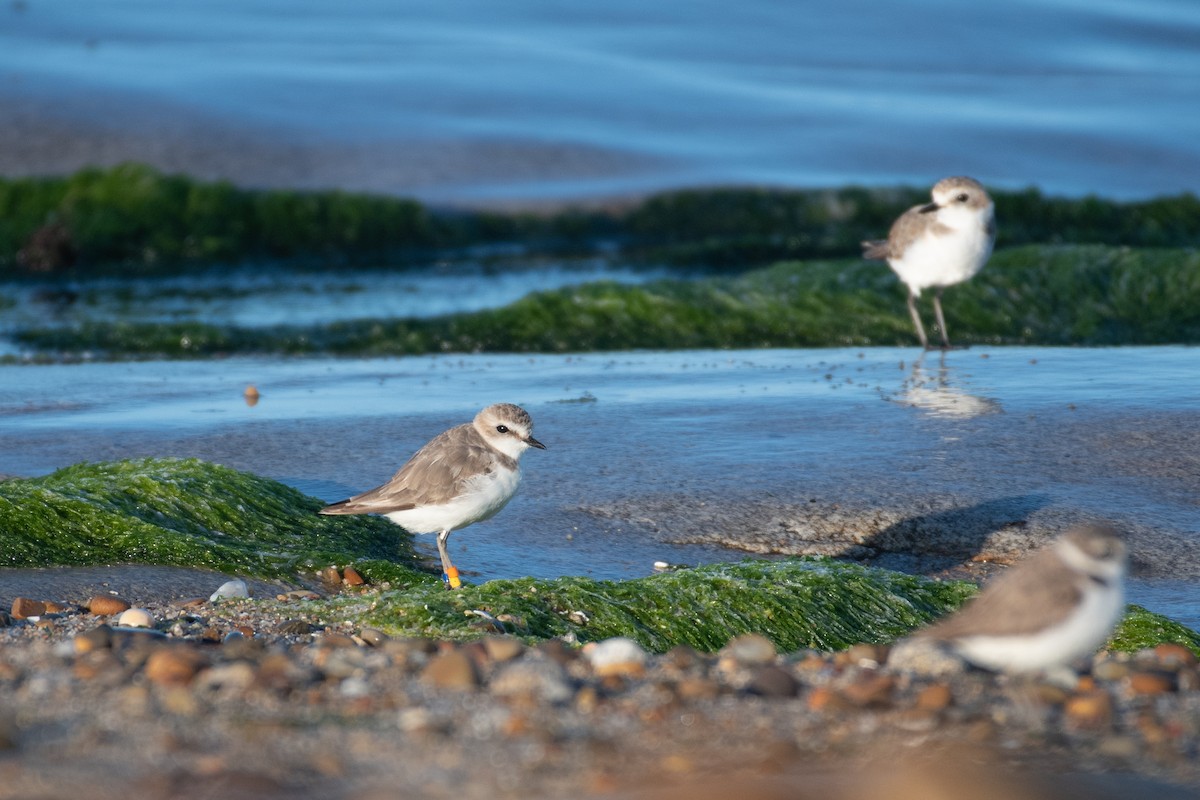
[346,570,1200,657]
[3,457,1197,656]
[353,561,977,652]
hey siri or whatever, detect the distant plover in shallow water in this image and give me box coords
[862,176,996,349]
[319,403,545,589]
[910,524,1127,673]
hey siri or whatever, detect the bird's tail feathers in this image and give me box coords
[861,239,890,260]
[318,499,357,515]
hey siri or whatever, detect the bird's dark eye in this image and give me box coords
[496,425,509,434]
[956,193,969,202]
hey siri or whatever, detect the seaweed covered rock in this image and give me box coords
[0,457,424,580]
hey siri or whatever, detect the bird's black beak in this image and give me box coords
[919,202,939,214]
[526,436,547,450]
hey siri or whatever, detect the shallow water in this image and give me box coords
[0,256,660,354]
[1,0,1198,199]
[1,346,1197,627]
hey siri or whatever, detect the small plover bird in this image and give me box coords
[318,403,545,589]
[911,524,1127,673]
[862,176,996,350]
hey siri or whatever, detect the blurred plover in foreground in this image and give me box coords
[862,176,995,349]
[319,403,545,589]
[895,524,1127,674]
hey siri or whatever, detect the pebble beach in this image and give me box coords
[3,300,1200,800]
[2,568,1200,800]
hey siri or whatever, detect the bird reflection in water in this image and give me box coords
[897,352,1001,419]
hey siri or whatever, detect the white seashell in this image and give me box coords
[584,636,647,669]
[209,579,251,602]
[116,607,154,628]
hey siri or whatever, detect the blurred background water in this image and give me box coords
[1,0,1197,201]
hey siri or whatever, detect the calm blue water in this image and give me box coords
[1,0,1198,200]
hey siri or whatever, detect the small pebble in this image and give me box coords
[274,619,316,636]
[1028,682,1070,706]
[806,686,849,713]
[843,643,887,667]
[73,628,114,652]
[1126,671,1175,696]
[719,633,777,666]
[87,596,131,616]
[675,676,720,701]
[159,686,200,716]
[359,628,389,647]
[839,670,895,708]
[342,567,365,586]
[746,665,798,698]
[915,683,953,711]
[481,635,525,663]
[1153,643,1198,669]
[420,649,480,691]
[491,660,574,703]
[195,661,256,693]
[1092,659,1131,681]
[145,647,207,687]
[11,597,47,619]
[1065,689,1113,729]
[886,638,967,677]
[536,639,578,666]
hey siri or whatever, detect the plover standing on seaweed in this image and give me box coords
[862,176,996,349]
[907,524,1127,673]
[319,403,546,589]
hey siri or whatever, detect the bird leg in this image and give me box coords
[931,289,956,350]
[906,290,930,349]
[436,529,461,589]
